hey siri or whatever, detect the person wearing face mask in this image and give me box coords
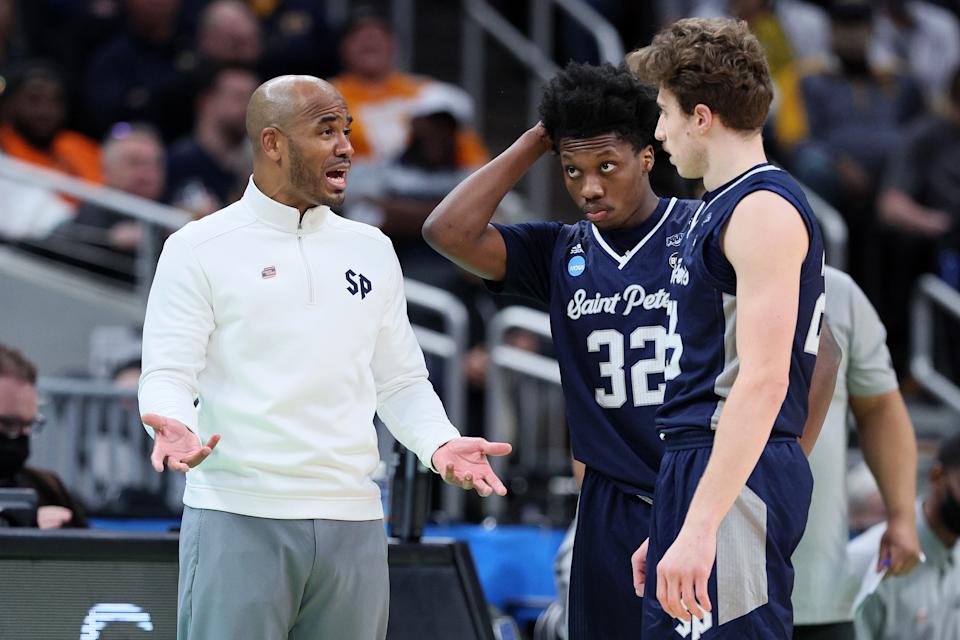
[0,344,87,529]
[851,432,960,640]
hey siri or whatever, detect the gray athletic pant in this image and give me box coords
[177,506,389,640]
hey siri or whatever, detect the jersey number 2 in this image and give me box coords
[587,326,667,408]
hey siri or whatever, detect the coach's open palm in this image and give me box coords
[142,413,221,473]
[433,437,512,497]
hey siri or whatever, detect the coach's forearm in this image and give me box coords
[423,127,547,253]
[684,375,787,530]
[853,391,917,521]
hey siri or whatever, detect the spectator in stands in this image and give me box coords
[0,62,102,189]
[871,0,960,107]
[851,432,960,639]
[53,123,167,281]
[870,64,960,374]
[683,0,830,62]
[879,65,960,290]
[331,10,488,168]
[346,82,480,283]
[252,0,339,80]
[792,266,920,640]
[195,0,261,68]
[793,2,924,207]
[166,65,258,216]
[83,0,195,139]
[0,164,72,241]
[684,0,831,150]
[0,344,87,528]
[0,0,31,69]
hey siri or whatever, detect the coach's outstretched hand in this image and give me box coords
[142,413,221,473]
[433,437,512,497]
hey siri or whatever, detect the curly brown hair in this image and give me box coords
[626,18,773,132]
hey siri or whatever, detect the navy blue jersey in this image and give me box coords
[489,197,696,497]
[657,164,826,438]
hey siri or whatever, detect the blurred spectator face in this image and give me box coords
[202,68,258,144]
[882,0,912,23]
[730,0,770,20]
[0,375,37,478]
[831,16,873,69]
[7,74,66,149]
[103,129,165,200]
[340,19,395,80]
[125,0,179,39]
[0,0,13,43]
[409,113,457,168]
[930,462,960,537]
[198,1,261,65]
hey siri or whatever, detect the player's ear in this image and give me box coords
[641,144,655,172]
[693,104,713,134]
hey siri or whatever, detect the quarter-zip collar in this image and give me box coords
[241,176,332,234]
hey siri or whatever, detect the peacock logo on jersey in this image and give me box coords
[670,256,690,286]
[566,284,672,320]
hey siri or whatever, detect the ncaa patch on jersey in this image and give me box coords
[567,255,586,277]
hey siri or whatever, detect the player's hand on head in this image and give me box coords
[526,122,554,154]
[656,525,714,623]
[432,437,512,497]
[878,513,922,576]
[142,413,221,473]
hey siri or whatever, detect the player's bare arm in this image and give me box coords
[851,390,921,574]
[655,190,808,621]
[422,124,552,280]
[798,322,842,456]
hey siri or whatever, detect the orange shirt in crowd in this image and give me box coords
[333,72,489,169]
[0,123,103,189]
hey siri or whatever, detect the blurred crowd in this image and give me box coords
[0,0,956,379]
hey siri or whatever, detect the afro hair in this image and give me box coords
[538,61,659,153]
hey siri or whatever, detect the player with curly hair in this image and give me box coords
[423,61,698,638]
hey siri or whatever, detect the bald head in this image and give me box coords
[246,75,345,155]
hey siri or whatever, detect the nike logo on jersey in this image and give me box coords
[566,285,672,320]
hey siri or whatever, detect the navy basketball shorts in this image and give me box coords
[569,466,652,640]
[642,434,813,639]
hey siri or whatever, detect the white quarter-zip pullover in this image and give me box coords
[139,177,460,520]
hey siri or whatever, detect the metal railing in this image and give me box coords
[801,183,849,271]
[0,155,190,300]
[402,278,470,519]
[484,306,568,520]
[911,274,960,414]
[529,0,625,66]
[31,378,183,515]
[461,0,623,221]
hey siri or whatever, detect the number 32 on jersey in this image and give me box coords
[587,303,683,409]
